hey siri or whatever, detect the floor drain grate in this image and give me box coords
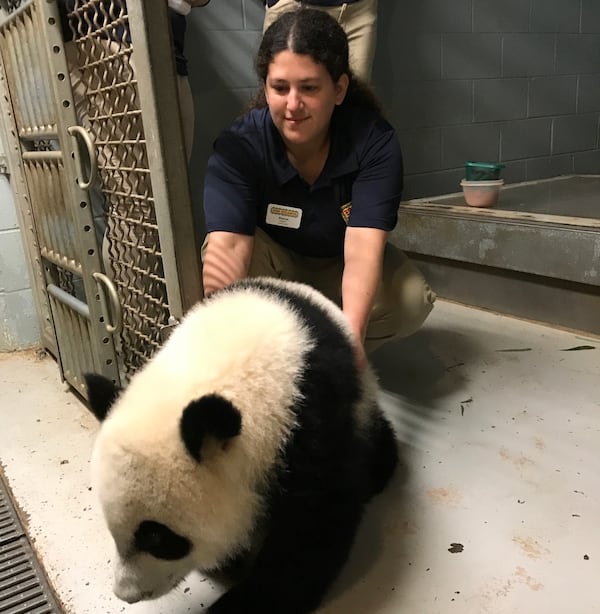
[0,480,62,613]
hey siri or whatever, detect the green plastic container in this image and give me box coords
[465,161,505,181]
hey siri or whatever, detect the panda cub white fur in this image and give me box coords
[85,277,398,614]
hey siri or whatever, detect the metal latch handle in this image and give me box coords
[93,272,123,335]
[68,125,97,190]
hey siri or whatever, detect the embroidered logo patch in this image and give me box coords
[340,202,352,224]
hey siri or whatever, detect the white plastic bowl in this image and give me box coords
[460,179,504,207]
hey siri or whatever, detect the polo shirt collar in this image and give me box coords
[267,112,299,185]
[266,106,360,188]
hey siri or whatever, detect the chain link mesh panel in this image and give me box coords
[61,0,170,378]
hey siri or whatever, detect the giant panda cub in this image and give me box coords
[85,277,398,614]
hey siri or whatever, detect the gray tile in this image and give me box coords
[0,177,19,230]
[530,0,580,33]
[0,229,30,293]
[384,0,472,33]
[582,0,600,33]
[186,29,262,89]
[397,128,442,175]
[556,34,600,74]
[473,0,529,32]
[502,159,527,183]
[190,0,245,30]
[574,149,600,172]
[381,81,473,130]
[442,34,503,79]
[503,34,556,77]
[529,76,577,117]
[403,168,464,199]
[578,76,600,114]
[0,290,40,350]
[501,118,552,160]
[189,86,256,222]
[474,78,528,122]
[375,34,442,82]
[553,114,598,154]
[441,123,501,168]
[243,0,265,31]
[526,155,575,180]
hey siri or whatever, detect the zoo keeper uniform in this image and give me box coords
[203,105,436,351]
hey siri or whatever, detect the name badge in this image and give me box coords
[266,203,302,229]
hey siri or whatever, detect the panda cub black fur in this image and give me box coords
[85,277,398,614]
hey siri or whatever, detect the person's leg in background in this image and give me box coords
[263,0,301,32]
[263,0,378,82]
[335,0,378,83]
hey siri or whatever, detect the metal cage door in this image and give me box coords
[0,0,122,394]
[0,0,202,395]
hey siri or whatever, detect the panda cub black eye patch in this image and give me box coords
[134,520,192,561]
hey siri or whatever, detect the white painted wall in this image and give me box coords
[0,123,40,351]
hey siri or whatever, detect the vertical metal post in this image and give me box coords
[125,0,203,319]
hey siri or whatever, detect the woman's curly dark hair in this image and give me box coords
[250,8,381,114]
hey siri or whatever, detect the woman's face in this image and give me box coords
[265,50,348,151]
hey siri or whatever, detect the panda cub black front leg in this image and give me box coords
[208,497,364,614]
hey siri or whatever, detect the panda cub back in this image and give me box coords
[85,277,398,614]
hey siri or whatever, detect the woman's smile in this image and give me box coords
[285,116,309,124]
[265,50,348,151]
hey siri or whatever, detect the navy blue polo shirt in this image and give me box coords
[203,104,403,258]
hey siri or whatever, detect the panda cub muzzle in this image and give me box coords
[85,277,398,614]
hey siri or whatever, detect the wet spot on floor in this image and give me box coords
[426,486,463,506]
[512,535,550,559]
[499,447,535,469]
[515,566,544,591]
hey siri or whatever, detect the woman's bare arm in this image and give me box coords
[202,231,254,296]
[341,226,387,365]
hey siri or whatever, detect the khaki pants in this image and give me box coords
[204,229,436,353]
[263,0,378,83]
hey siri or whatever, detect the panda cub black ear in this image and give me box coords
[84,373,121,421]
[180,394,242,462]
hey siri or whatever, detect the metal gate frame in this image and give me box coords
[1,0,203,394]
[0,45,57,356]
[126,0,203,318]
[0,0,121,393]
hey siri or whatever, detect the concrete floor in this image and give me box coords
[1,299,599,614]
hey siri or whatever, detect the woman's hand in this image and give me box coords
[202,231,253,297]
[352,335,368,372]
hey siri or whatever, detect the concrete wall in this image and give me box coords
[185,0,600,211]
[0,142,40,350]
[2,0,599,347]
